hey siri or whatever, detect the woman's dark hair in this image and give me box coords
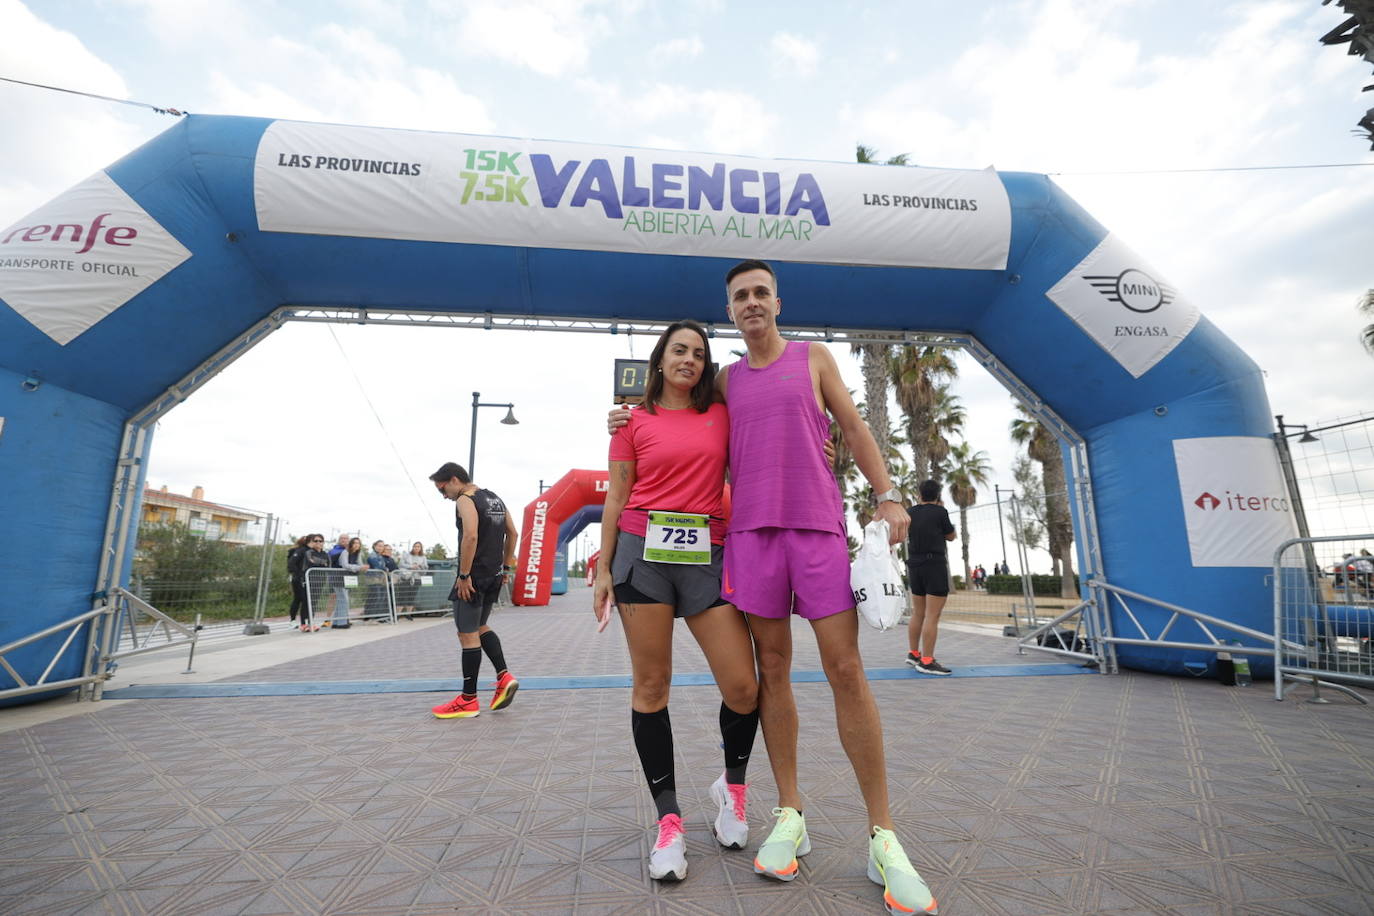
[347,537,363,555]
[641,319,715,415]
[306,533,324,547]
[411,541,424,554]
[294,534,310,548]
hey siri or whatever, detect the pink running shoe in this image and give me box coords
[648,813,687,881]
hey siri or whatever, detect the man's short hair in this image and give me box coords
[725,259,776,290]
[429,462,470,484]
[918,479,941,503]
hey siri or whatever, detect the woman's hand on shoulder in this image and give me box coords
[607,405,633,434]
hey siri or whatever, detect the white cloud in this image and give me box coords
[0,0,161,220]
[652,36,704,59]
[199,26,492,133]
[576,79,781,156]
[842,0,1374,430]
[770,32,818,76]
[454,0,618,77]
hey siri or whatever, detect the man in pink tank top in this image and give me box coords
[718,261,937,914]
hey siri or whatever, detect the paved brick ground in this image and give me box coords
[2,592,1372,914]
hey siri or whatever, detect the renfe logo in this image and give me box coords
[1194,490,1289,512]
[1,213,138,255]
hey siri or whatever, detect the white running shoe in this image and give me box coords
[710,772,749,849]
[648,813,687,881]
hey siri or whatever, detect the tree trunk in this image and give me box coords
[909,403,932,485]
[1040,444,1076,599]
[860,344,890,460]
[960,506,971,585]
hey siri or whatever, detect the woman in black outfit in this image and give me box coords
[297,534,332,631]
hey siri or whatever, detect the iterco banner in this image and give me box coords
[1173,437,1299,568]
[1045,233,1201,379]
[0,172,192,346]
[253,121,1011,270]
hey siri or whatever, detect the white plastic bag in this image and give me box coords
[850,518,908,630]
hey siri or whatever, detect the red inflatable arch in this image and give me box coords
[514,469,608,606]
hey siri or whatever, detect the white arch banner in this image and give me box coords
[254,121,1012,270]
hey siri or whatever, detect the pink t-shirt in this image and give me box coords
[609,402,730,544]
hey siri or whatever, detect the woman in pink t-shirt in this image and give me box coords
[594,319,758,883]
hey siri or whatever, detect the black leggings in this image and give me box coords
[289,579,307,621]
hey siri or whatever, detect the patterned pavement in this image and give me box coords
[2,591,1373,915]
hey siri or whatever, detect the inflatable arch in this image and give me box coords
[0,114,1296,704]
[516,470,608,606]
[548,504,603,596]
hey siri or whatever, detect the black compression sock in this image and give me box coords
[479,630,507,675]
[720,702,760,785]
[461,647,482,697]
[632,706,678,818]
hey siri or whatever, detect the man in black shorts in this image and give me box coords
[429,462,520,719]
[905,479,957,675]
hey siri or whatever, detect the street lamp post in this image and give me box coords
[469,391,519,479]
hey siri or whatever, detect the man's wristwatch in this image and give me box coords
[457,573,470,580]
[874,487,901,504]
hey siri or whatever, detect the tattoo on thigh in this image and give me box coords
[620,602,636,618]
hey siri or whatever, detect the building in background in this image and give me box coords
[141,485,264,545]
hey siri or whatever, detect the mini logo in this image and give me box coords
[779,374,796,381]
[1084,268,1175,314]
[651,774,669,785]
[1195,492,1220,510]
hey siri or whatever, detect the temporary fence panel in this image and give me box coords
[303,566,397,627]
[1273,534,1374,705]
[392,567,458,617]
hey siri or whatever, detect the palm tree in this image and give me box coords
[1359,288,1374,354]
[850,144,912,460]
[926,384,966,483]
[1009,402,1076,598]
[946,440,991,585]
[890,345,958,483]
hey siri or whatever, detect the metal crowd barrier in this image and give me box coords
[1273,534,1374,704]
[302,566,458,628]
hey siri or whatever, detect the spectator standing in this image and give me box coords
[333,537,366,629]
[365,540,392,623]
[396,541,429,620]
[905,479,957,675]
[298,534,331,631]
[286,535,309,626]
[324,534,350,628]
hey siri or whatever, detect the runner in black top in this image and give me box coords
[905,479,957,675]
[428,461,520,719]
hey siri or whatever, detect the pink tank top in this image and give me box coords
[726,340,845,535]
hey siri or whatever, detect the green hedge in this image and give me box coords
[986,573,1080,596]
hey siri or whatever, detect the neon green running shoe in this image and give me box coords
[753,806,809,880]
[867,827,937,914]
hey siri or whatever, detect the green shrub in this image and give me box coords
[132,522,291,622]
[986,573,1079,596]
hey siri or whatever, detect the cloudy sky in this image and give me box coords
[2,0,1371,561]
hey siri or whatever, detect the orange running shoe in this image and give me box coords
[490,671,519,711]
[432,694,480,719]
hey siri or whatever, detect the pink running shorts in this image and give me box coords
[721,527,855,620]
